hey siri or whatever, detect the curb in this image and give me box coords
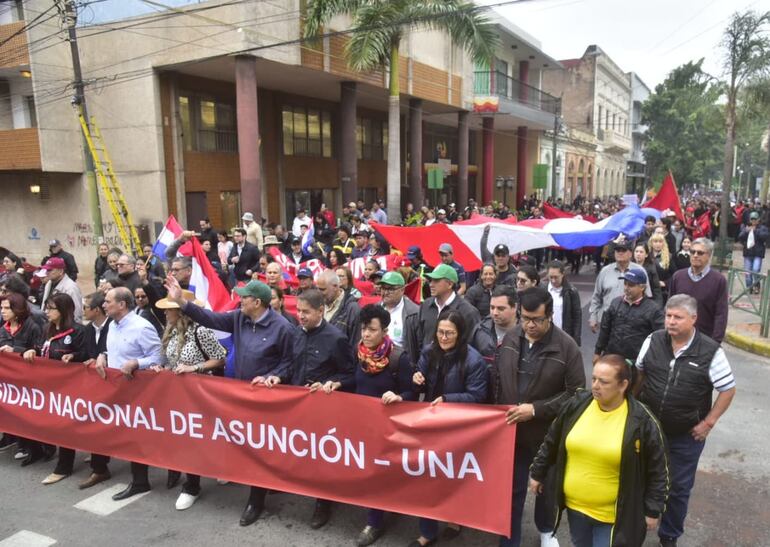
[725,329,770,358]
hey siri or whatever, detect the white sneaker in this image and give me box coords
[13,450,27,460]
[540,532,559,547]
[175,492,200,511]
[216,479,229,485]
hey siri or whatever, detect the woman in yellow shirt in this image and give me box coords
[529,355,668,547]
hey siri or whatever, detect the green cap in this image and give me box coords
[426,263,459,284]
[233,280,272,303]
[378,271,405,286]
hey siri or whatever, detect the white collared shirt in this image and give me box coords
[435,291,456,315]
[548,282,564,329]
[385,297,405,347]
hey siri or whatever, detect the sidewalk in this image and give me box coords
[724,247,770,358]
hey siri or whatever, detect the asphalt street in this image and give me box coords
[0,269,768,547]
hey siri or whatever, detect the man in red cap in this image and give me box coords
[37,257,83,323]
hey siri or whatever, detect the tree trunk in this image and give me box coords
[720,90,736,255]
[386,42,401,224]
[761,121,770,203]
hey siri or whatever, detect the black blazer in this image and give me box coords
[228,242,261,281]
[84,318,112,359]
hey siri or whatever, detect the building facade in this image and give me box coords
[627,71,650,197]
[542,45,632,200]
[1,0,560,267]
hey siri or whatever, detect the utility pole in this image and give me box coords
[550,98,562,200]
[61,0,103,240]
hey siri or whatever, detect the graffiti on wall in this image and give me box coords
[63,222,140,249]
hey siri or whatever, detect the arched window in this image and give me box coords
[577,159,585,196]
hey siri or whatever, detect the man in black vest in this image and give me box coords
[634,294,736,547]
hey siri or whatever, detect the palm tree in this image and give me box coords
[304,0,498,223]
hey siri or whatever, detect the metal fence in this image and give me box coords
[473,71,560,115]
[726,267,770,337]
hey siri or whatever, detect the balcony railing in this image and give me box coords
[473,71,559,115]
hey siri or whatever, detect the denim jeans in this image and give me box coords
[499,445,554,547]
[659,432,706,541]
[567,509,612,547]
[743,256,763,290]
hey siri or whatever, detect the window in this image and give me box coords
[178,94,237,153]
[612,113,616,131]
[25,96,36,128]
[494,58,508,96]
[220,191,242,231]
[282,105,332,158]
[356,117,388,160]
[597,105,602,130]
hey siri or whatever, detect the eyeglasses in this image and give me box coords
[45,306,58,312]
[379,285,401,293]
[691,250,708,256]
[516,278,530,285]
[437,329,458,339]
[170,267,189,273]
[521,315,549,325]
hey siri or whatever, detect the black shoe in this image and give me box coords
[112,482,150,501]
[239,502,263,526]
[660,538,677,547]
[20,453,43,467]
[0,435,16,452]
[357,525,382,546]
[167,470,181,489]
[441,525,462,540]
[310,501,331,529]
[42,445,56,462]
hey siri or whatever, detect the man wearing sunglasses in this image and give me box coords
[669,238,728,343]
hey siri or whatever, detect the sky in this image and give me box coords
[489,0,770,90]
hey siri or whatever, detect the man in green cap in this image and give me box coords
[164,275,295,527]
[377,271,419,363]
[738,210,769,293]
[411,263,480,356]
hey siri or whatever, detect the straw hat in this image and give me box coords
[156,289,203,309]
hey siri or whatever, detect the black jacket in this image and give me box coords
[84,319,111,359]
[228,242,261,282]
[557,280,582,347]
[595,296,664,361]
[415,294,480,351]
[94,256,109,287]
[465,281,494,318]
[639,329,721,435]
[394,297,420,366]
[492,325,585,451]
[641,262,662,305]
[0,319,42,353]
[43,250,78,281]
[737,225,769,259]
[328,290,362,345]
[530,391,669,547]
[285,319,355,390]
[34,324,88,362]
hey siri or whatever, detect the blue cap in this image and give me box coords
[297,268,313,279]
[407,245,421,259]
[620,268,647,285]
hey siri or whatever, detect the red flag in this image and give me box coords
[644,171,684,221]
[404,276,423,304]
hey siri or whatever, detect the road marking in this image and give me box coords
[73,483,151,516]
[0,531,57,546]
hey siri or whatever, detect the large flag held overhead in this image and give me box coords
[644,171,684,221]
[371,206,651,270]
[151,215,184,258]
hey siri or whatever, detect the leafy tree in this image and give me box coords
[641,60,724,190]
[739,76,770,201]
[304,0,497,222]
[718,10,770,246]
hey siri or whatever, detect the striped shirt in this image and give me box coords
[635,331,736,392]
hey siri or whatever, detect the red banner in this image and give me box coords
[0,354,515,535]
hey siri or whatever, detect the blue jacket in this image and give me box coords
[181,304,295,381]
[285,319,356,390]
[415,344,488,404]
[355,350,415,401]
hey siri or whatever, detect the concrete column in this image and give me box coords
[409,98,423,207]
[519,60,529,103]
[339,81,358,206]
[457,111,469,208]
[482,117,494,205]
[235,55,262,220]
[517,126,528,207]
